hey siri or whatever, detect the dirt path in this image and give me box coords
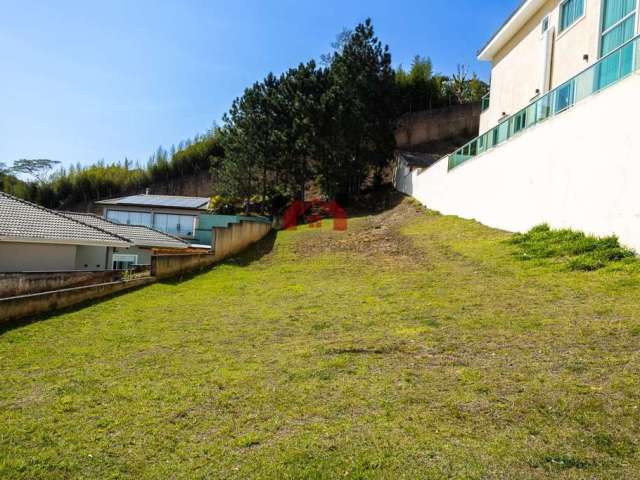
[292,196,427,262]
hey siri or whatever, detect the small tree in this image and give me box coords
[12,159,61,183]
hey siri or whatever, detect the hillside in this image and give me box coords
[2,198,640,478]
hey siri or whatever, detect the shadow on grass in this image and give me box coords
[158,230,278,286]
[0,281,152,335]
[0,233,279,333]
[345,189,408,222]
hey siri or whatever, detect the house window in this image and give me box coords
[541,16,550,33]
[153,214,196,237]
[560,0,585,32]
[107,210,152,226]
[600,0,637,56]
[112,254,138,270]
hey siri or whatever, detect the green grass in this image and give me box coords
[509,224,636,271]
[2,202,640,479]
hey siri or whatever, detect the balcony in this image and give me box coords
[449,34,640,171]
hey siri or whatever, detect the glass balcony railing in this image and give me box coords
[449,34,640,171]
[481,91,490,112]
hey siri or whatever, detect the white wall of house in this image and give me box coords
[75,245,109,271]
[0,243,78,272]
[480,0,640,133]
[396,73,640,251]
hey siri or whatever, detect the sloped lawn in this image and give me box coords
[2,198,640,479]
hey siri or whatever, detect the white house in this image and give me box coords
[395,0,640,251]
[478,0,638,132]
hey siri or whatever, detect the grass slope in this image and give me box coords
[2,199,640,479]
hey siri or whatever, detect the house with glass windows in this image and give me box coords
[477,0,637,135]
[395,0,640,251]
[95,194,210,240]
[59,212,191,269]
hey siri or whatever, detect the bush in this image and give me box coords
[509,224,635,271]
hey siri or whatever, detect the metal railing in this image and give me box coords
[449,34,640,171]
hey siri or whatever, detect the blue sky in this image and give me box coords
[0,0,520,170]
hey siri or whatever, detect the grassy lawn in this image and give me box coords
[2,198,640,479]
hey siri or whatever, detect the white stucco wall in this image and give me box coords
[75,246,109,270]
[396,73,640,252]
[0,243,78,272]
[480,0,640,133]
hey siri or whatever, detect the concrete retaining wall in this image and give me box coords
[0,270,122,299]
[395,103,481,151]
[0,277,154,324]
[394,73,640,251]
[0,218,273,324]
[151,254,219,280]
[152,220,272,280]
[213,220,272,261]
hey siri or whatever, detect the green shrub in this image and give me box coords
[509,224,635,271]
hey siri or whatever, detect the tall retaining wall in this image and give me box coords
[0,271,122,299]
[394,73,640,251]
[395,103,481,152]
[153,219,272,279]
[213,220,272,261]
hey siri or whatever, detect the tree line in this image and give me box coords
[395,57,488,113]
[0,132,223,209]
[2,19,487,212]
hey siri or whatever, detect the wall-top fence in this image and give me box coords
[449,34,640,171]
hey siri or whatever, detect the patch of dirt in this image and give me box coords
[292,194,427,263]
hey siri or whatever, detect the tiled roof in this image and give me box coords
[59,212,189,249]
[95,194,210,210]
[0,192,131,247]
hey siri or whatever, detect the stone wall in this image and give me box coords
[0,270,122,299]
[395,103,481,153]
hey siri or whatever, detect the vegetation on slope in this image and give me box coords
[2,199,640,479]
[510,224,635,271]
[0,132,223,209]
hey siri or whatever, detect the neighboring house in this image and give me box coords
[478,0,638,132]
[59,212,190,269]
[0,192,131,273]
[95,194,210,240]
[394,0,640,251]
